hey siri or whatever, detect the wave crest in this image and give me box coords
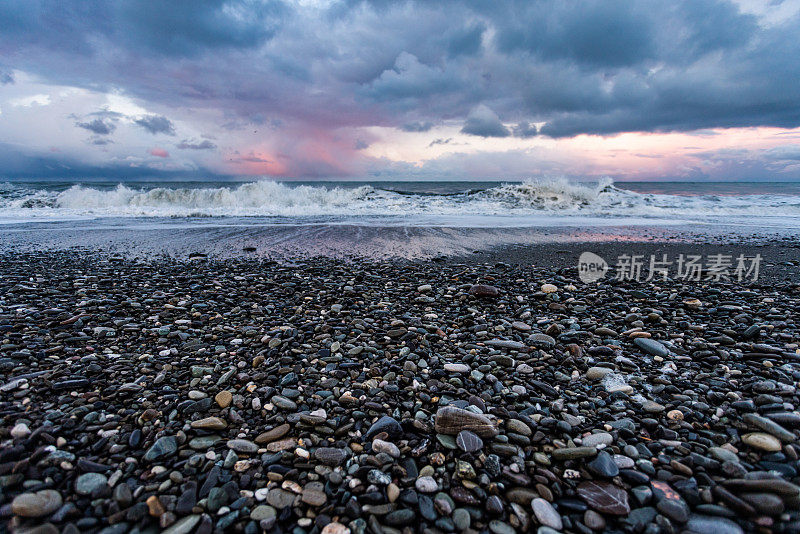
[1,178,799,220]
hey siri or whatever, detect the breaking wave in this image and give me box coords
[1,178,799,220]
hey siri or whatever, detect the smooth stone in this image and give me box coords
[723,478,800,495]
[506,487,540,505]
[161,514,201,534]
[191,417,227,430]
[685,515,744,534]
[255,424,290,444]
[271,395,297,410]
[489,520,515,534]
[322,523,351,534]
[552,447,597,460]
[742,432,782,452]
[469,284,499,298]
[10,422,31,439]
[577,481,630,515]
[709,447,740,464]
[444,363,470,373]
[453,508,471,530]
[456,430,484,452]
[75,473,107,496]
[250,504,276,521]
[532,498,563,530]
[581,432,613,448]
[657,498,689,523]
[301,487,327,507]
[189,435,221,449]
[507,419,532,436]
[11,490,63,518]
[372,438,400,458]
[385,509,416,525]
[365,416,403,440]
[740,492,784,515]
[144,435,178,461]
[613,454,635,469]
[215,390,232,408]
[266,488,296,508]
[434,406,499,437]
[743,413,795,442]
[583,509,606,530]
[485,339,525,351]
[314,447,348,465]
[586,367,613,381]
[642,400,665,413]
[416,476,439,493]
[634,338,670,357]
[227,439,258,453]
[587,451,619,478]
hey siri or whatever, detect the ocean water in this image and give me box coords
[1,178,798,226]
[0,178,798,258]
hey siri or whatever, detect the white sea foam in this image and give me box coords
[1,178,799,221]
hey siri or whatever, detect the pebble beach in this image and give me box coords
[2,250,800,534]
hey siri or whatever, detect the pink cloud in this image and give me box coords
[149,147,169,158]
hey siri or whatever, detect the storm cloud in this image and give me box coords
[1,0,800,178]
[135,115,175,135]
[76,117,116,135]
[177,139,217,150]
[461,105,510,138]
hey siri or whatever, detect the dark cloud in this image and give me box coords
[428,137,452,147]
[0,142,219,179]
[1,0,800,178]
[460,105,510,138]
[446,21,485,58]
[493,0,657,68]
[177,139,217,150]
[766,145,800,161]
[135,115,175,135]
[76,117,116,135]
[401,121,434,132]
[512,122,537,138]
[0,70,13,84]
[0,0,286,58]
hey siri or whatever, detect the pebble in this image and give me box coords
[1,251,799,534]
[585,367,613,380]
[214,390,232,408]
[742,432,782,452]
[456,429,484,452]
[226,439,258,453]
[581,432,613,448]
[314,447,349,465]
[11,490,63,517]
[415,476,439,493]
[75,473,108,496]
[10,422,31,439]
[532,498,563,530]
[633,337,670,357]
[434,406,498,437]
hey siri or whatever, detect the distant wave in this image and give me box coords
[1,178,799,220]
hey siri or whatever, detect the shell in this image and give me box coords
[434,406,499,438]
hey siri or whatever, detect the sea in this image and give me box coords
[1,178,798,258]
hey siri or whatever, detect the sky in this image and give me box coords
[1,0,800,181]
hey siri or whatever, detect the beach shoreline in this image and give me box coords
[2,249,799,533]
